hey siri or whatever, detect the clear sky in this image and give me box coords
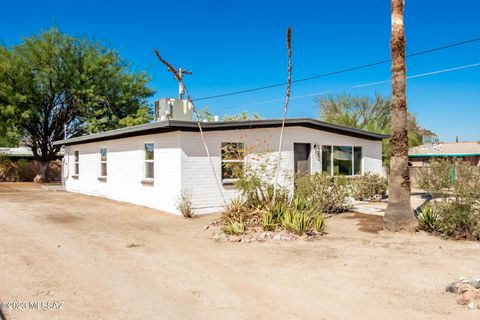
[1,0,479,142]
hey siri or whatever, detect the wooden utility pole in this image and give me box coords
[383,0,417,231]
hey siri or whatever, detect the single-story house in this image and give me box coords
[409,141,480,167]
[53,118,387,215]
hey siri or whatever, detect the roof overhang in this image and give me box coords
[53,118,390,146]
[409,153,480,158]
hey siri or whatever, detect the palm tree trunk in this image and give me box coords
[383,0,417,231]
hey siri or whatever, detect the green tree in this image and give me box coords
[223,111,262,121]
[0,28,154,180]
[317,93,434,165]
[195,107,262,122]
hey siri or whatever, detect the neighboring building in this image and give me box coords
[409,141,480,167]
[0,147,63,181]
[53,117,387,215]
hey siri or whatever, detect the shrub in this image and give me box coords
[295,173,351,214]
[261,211,275,231]
[439,202,480,240]
[222,197,248,223]
[314,213,326,233]
[176,190,195,218]
[222,218,245,235]
[350,173,387,201]
[419,159,480,240]
[417,206,440,232]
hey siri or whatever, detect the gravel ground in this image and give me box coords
[0,183,479,320]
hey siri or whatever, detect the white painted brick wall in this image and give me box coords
[65,132,182,213]
[180,126,383,214]
[64,125,383,215]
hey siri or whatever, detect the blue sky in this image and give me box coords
[1,0,479,141]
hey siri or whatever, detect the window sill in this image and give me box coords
[222,178,238,186]
[98,176,107,182]
[141,178,154,185]
[71,174,79,179]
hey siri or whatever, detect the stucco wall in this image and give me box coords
[64,126,382,215]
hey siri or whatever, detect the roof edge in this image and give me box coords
[53,118,389,146]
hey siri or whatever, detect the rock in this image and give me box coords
[33,175,44,183]
[468,302,477,310]
[458,283,475,294]
[469,279,480,289]
[446,283,458,294]
[463,289,478,302]
[228,235,241,242]
[273,234,281,241]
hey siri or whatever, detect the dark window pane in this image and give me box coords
[354,147,362,175]
[74,151,79,162]
[145,162,154,179]
[221,162,244,180]
[333,146,353,175]
[322,146,332,174]
[100,148,107,161]
[101,163,107,177]
[145,143,154,160]
[221,142,244,160]
[75,163,79,175]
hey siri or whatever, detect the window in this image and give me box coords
[144,143,154,179]
[354,146,362,175]
[322,146,363,176]
[100,148,107,177]
[321,146,332,174]
[74,151,79,176]
[333,146,353,175]
[221,142,244,183]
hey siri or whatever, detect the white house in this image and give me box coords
[53,118,387,215]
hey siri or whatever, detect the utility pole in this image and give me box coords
[177,67,192,99]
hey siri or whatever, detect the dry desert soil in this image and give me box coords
[0,183,479,320]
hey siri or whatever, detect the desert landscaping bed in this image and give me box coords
[0,183,479,320]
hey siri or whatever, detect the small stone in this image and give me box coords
[463,289,477,302]
[229,235,241,242]
[468,302,476,310]
[273,234,281,241]
[446,283,458,294]
[458,283,475,294]
[469,279,480,289]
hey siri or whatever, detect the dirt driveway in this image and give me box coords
[0,183,479,320]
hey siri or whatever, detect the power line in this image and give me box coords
[193,36,480,102]
[212,61,480,112]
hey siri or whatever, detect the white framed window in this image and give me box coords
[221,142,244,184]
[74,151,79,176]
[100,148,107,177]
[144,143,154,179]
[322,145,363,176]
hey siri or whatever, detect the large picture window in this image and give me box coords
[221,142,244,183]
[322,145,362,176]
[144,143,154,179]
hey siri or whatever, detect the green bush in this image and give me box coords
[295,173,351,214]
[350,173,388,201]
[419,159,480,240]
[222,218,245,235]
[261,210,275,231]
[417,206,440,232]
[314,213,326,233]
[439,202,480,240]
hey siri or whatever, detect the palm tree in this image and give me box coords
[384,0,417,231]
